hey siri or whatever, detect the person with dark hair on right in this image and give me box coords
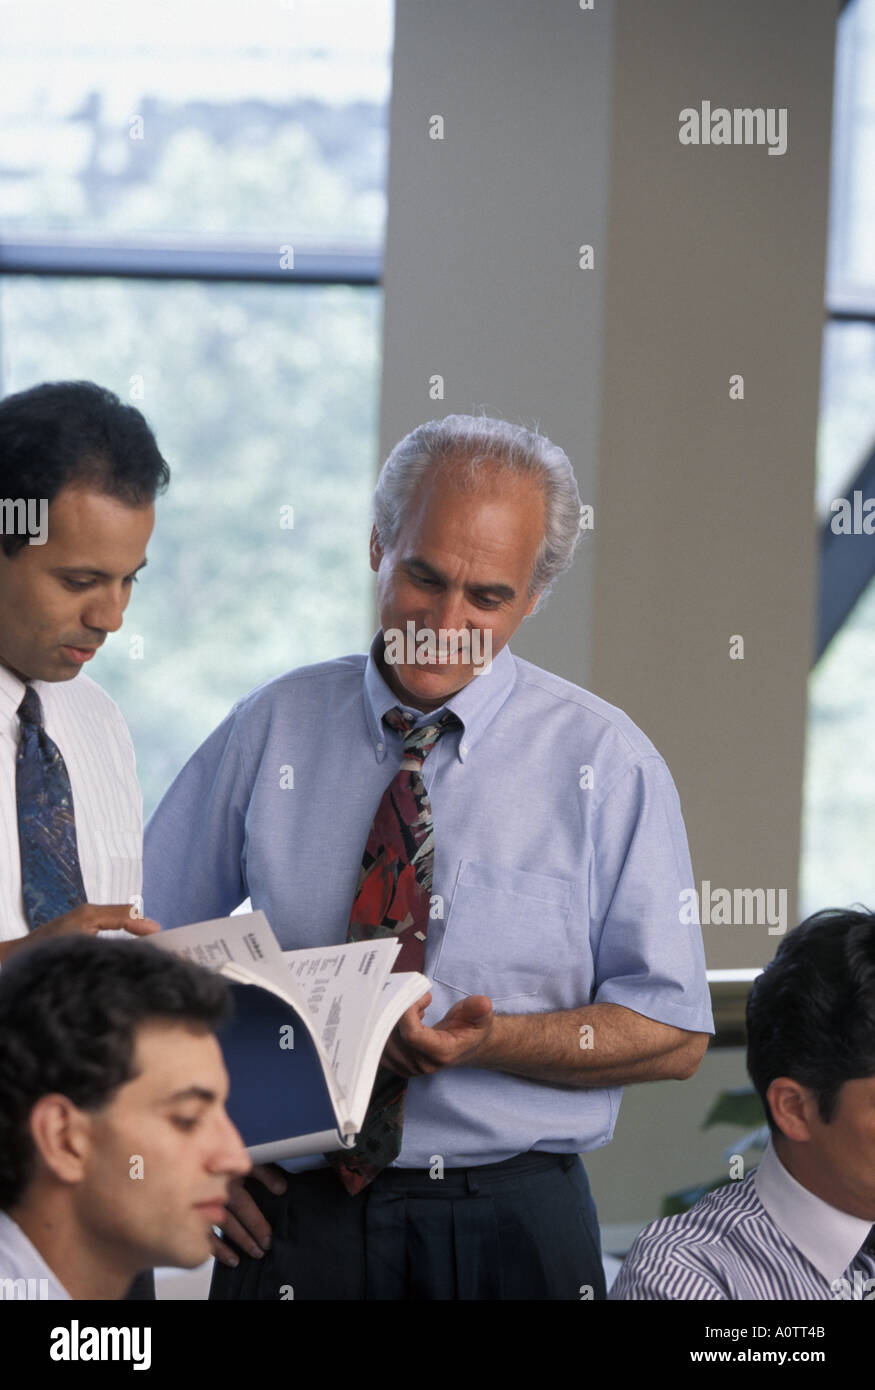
[610,907,875,1299]
[0,935,250,1300]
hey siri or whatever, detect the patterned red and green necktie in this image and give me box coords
[16,684,87,930]
[328,705,461,1195]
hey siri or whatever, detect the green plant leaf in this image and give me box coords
[702,1087,766,1130]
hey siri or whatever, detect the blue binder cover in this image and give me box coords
[219,981,339,1147]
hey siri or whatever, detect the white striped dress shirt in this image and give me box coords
[609,1137,875,1299]
[0,663,142,943]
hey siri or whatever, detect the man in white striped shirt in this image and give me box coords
[610,907,875,1299]
[0,381,166,963]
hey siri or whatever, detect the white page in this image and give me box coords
[344,971,432,1124]
[150,910,322,1063]
[282,939,400,1110]
[153,916,428,1136]
[150,909,289,985]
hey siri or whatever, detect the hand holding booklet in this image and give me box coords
[149,911,430,1161]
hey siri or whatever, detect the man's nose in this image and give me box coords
[212,1117,253,1179]
[82,588,126,634]
[424,591,467,633]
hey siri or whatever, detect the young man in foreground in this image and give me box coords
[0,936,250,1299]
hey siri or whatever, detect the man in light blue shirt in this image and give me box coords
[144,414,714,1300]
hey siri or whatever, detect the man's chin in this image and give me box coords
[50,649,92,680]
[149,1235,213,1271]
[401,661,475,692]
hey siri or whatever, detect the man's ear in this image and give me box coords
[369,525,384,574]
[766,1077,817,1143]
[523,589,543,617]
[28,1094,93,1186]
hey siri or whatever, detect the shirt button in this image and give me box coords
[376,741,385,752]
[460,743,468,756]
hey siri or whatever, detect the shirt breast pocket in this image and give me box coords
[432,860,575,1004]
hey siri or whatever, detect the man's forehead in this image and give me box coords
[419,455,537,498]
[119,1023,226,1101]
[46,486,152,527]
[405,465,542,529]
[40,488,154,563]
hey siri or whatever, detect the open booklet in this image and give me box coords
[149,911,430,1162]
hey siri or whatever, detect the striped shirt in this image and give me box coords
[609,1138,875,1300]
[0,663,142,943]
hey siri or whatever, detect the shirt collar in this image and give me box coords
[754,1135,873,1284]
[363,629,517,763]
[0,664,28,736]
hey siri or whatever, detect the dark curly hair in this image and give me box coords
[746,907,875,1132]
[0,380,170,557]
[0,936,230,1209]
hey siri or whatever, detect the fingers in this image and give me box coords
[218,1204,272,1262]
[399,996,432,1040]
[122,916,162,936]
[384,994,496,1078]
[223,1180,274,1256]
[209,1229,240,1269]
[209,1170,286,1267]
[456,994,494,1024]
[47,904,161,937]
[251,1163,288,1196]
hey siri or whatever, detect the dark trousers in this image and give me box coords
[210,1151,606,1301]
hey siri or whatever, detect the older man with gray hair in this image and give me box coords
[144,414,713,1301]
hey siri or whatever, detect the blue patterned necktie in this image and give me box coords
[16,684,87,930]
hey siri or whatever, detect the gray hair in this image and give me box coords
[373,415,582,607]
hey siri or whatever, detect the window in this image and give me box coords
[801,0,875,914]
[0,0,394,813]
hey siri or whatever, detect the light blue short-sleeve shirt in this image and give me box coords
[144,634,713,1167]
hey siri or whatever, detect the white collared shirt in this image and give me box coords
[0,664,142,942]
[753,1135,873,1285]
[0,1210,71,1300]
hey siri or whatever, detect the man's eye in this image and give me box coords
[64,579,93,591]
[473,596,501,609]
[171,1115,200,1131]
[411,573,438,587]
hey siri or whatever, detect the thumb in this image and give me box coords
[459,994,493,1025]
